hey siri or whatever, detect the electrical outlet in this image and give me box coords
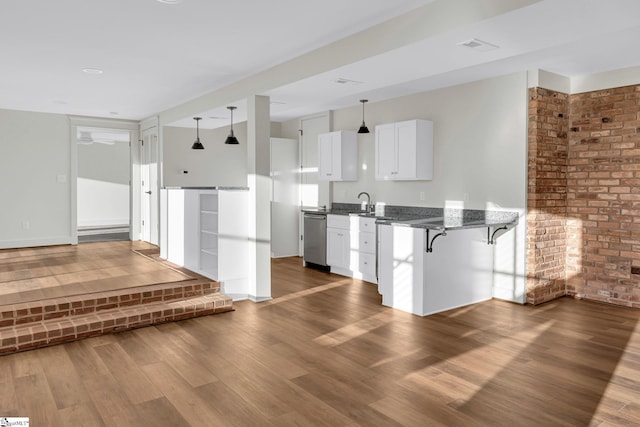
[463,192,470,202]
[21,220,30,230]
[419,191,425,201]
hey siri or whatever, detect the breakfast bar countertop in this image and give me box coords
[302,203,519,231]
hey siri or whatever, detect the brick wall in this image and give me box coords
[527,84,640,308]
[526,87,569,304]
[566,85,640,308]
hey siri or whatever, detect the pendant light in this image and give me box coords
[191,117,204,149]
[225,106,239,144]
[358,99,370,134]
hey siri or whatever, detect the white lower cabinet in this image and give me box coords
[326,215,350,270]
[326,214,377,283]
[355,217,376,282]
[378,224,493,316]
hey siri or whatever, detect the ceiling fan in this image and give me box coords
[77,130,116,145]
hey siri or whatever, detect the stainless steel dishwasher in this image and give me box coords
[303,213,328,267]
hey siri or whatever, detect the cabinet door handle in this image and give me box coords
[337,233,343,237]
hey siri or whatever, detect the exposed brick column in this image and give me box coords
[567,85,640,307]
[527,87,569,304]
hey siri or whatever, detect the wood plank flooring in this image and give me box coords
[1,248,640,425]
[0,241,194,305]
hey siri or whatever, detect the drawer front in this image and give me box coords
[327,214,350,229]
[359,252,376,276]
[358,232,376,254]
[359,217,376,232]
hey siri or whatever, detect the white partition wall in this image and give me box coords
[161,188,249,300]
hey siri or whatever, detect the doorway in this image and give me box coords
[298,113,331,254]
[140,125,159,245]
[76,127,131,242]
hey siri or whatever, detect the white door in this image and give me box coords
[140,127,159,244]
[270,138,300,258]
[300,114,330,208]
[299,113,331,254]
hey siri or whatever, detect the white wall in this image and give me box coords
[0,109,71,248]
[571,65,640,94]
[281,72,529,302]
[162,123,248,187]
[77,140,130,227]
[327,73,528,210]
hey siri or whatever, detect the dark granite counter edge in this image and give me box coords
[302,203,520,231]
[163,186,249,191]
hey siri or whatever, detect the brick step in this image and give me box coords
[0,279,220,328]
[0,292,233,355]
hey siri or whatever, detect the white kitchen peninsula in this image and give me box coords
[376,208,518,316]
[378,225,494,316]
[160,187,249,300]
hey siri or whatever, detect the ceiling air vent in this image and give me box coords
[457,38,499,52]
[333,78,363,86]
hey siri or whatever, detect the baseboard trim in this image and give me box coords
[0,236,73,250]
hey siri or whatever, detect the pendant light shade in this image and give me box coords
[358,99,370,134]
[191,117,204,149]
[225,106,239,144]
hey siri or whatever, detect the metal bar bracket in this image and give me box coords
[425,229,447,253]
[487,226,509,245]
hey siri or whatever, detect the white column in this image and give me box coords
[246,95,272,301]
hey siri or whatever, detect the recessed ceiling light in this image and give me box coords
[53,100,68,105]
[208,116,225,120]
[109,111,119,116]
[82,68,103,75]
[456,38,499,52]
[156,0,182,4]
[270,100,286,105]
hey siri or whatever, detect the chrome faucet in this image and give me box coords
[357,191,373,213]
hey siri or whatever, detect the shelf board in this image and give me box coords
[201,230,218,235]
[201,249,218,256]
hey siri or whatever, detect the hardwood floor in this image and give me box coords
[0,241,194,305]
[1,250,640,425]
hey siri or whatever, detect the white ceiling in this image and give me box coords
[3,0,640,130]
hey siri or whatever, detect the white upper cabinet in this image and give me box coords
[375,119,433,180]
[318,130,357,181]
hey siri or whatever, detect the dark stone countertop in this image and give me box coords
[163,186,249,191]
[303,203,519,231]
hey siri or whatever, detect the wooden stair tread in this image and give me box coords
[0,279,219,328]
[0,280,232,356]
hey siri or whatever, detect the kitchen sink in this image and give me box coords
[351,212,397,220]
